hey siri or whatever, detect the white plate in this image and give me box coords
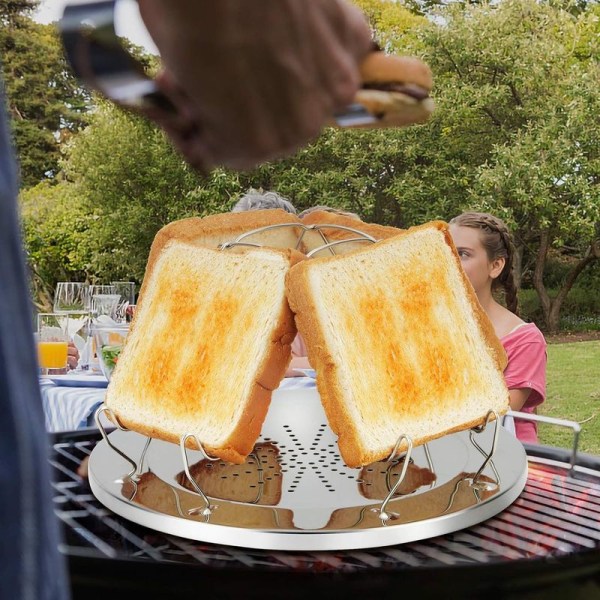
[43,373,108,388]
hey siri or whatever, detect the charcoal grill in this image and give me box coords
[52,412,600,599]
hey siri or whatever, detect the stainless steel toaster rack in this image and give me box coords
[89,385,526,552]
[219,221,378,257]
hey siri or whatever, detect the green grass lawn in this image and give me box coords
[538,340,600,455]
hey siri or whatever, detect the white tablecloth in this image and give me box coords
[41,375,317,433]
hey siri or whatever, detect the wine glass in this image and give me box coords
[91,294,121,321]
[89,285,117,320]
[53,282,90,312]
[111,281,136,323]
[89,284,117,299]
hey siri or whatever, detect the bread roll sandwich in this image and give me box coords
[138,209,303,309]
[106,240,304,463]
[300,210,403,257]
[353,52,434,128]
[286,221,509,468]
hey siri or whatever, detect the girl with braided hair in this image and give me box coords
[449,212,547,444]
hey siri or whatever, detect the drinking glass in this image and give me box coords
[53,282,91,312]
[53,282,94,370]
[37,313,70,375]
[111,281,136,323]
[91,293,121,321]
[89,284,117,299]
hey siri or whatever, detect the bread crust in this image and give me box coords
[442,225,508,372]
[286,221,509,468]
[137,209,303,314]
[300,211,403,256]
[107,242,304,464]
[360,53,433,90]
[353,52,434,128]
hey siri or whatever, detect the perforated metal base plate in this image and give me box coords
[88,387,528,551]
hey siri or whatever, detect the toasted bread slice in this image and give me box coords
[286,221,508,468]
[300,210,403,258]
[138,209,303,309]
[106,240,304,463]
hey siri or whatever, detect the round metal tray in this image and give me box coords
[88,386,528,551]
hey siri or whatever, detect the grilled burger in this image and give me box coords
[354,52,434,127]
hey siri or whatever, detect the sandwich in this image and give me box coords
[106,239,304,463]
[353,52,434,128]
[300,210,403,257]
[286,221,509,468]
[138,209,303,310]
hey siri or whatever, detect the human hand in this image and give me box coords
[137,0,372,172]
[67,342,79,370]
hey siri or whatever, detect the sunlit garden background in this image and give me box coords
[4,0,599,450]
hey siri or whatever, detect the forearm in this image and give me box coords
[508,388,531,412]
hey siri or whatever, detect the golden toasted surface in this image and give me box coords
[359,53,433,90]
[286,221,508,467]
[138,209,303,311]
[107,241,301,463]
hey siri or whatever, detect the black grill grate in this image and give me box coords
[50,432,600,573]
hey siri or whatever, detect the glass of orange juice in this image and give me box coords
[37,313,70,375]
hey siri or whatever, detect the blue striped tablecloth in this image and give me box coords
[41,379,107,432]
[41,375,317,433]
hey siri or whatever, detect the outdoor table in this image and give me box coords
[41,374,317,433]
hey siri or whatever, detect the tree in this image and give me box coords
[417,0,600,331]
[1,0,90,186]
[20,0,600,333]
[20,180,93,311]
[472,65,600,331]
[352,0,429,51]
[60,101,226,283]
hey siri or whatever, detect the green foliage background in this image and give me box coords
[8,0,600,327]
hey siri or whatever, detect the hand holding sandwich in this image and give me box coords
[137,0,373,172]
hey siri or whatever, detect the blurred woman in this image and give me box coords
[449,212,547,444]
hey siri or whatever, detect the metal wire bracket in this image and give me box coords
[94,404,151,492]
[179,433,220,519]
[377,434,414,523]
[469,410,501,491]
[219,222,378,258]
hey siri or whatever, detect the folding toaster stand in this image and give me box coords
[88,223,528,551]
